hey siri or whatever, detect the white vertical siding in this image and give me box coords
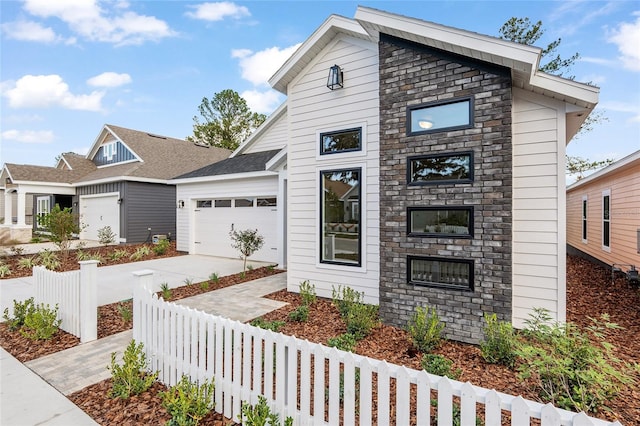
[287,35,380,303]
[244,113,288,154]
[512,88,566,328]
[176,176,279,252]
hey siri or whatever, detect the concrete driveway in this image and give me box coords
[0,255,270,314]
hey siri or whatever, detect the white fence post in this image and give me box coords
[79,260,98,343]
[132,269,154,344]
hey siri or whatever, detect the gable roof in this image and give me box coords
[175,149,282,180]
[4,152,97,185]
[75,124,231,184]
[567,149,640,191]
[232,102,287,157]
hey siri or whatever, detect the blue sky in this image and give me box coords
[1,1,639,180]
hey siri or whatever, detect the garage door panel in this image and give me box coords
[80,195,120,241]
[194,203,278,263]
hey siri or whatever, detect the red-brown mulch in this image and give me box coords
[0,242,185,280]
[2,255,639,425]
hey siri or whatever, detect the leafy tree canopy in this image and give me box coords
[187,89,266,151]
[566,156,614,181]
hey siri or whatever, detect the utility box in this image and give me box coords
[152,234,167,244]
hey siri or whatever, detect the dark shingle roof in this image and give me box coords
[175,149,281,179]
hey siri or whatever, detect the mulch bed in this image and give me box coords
[2,254,639,425]
[0,242,185,280]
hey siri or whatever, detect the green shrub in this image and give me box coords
[97,226,116,245]
[250,318,285,333]
[331,285,363,319]
[407,306,444,353]
[288,305,309,322]
[108,249,128,261]
[108,340,158,399]
[345,302,379,341]
[3,297,36,331]
[20,302,61,340]
[117,302,133,322]
[0,263,11,277]
[160,375,215,426]
[153,238,171,255]
[421,354,461,380]
[9,245,25,256]
[199,280,210,291]
[239,395,293,426]
[208,272,219,283]
[247,264,254,271]
[299,280,316,306]
[516,309,633,413]
[37,249,60,270]
[130,245,151,261]
[480,313,518,367]
[327,333,358,352]
[160,282,172,300]
[17,256,38,270]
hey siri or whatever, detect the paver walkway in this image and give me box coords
[25,273,288,396]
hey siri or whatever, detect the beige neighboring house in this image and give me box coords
[567,150,640,274]
[1,124,230,244]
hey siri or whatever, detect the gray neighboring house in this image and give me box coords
[1,124,230,244]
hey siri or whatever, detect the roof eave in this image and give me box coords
[567,150,640,191]
[269,14,371,94]
[172,170,277,185]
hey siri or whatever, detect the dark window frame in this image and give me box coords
[582,196,588,242]
[406,97,474,136]
[407,151,474,186]
[407,206,474,238]
[319,167,362,267]
[602,191,610,250]
[319,127,362,156]
[407,255,474,291]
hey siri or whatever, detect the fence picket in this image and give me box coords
[131,278,621,426]
[377,360,390,426]
[359,357,373,426]
[343,352,357,426]
[460,382,477,426]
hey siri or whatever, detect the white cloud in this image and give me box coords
[232,43,301,86]
[607,13,640,72]
[1,129,54,144]
[579,56,617,67]
[1,20,60,43]
[599,100,640,123]
[241,89,283,114]
[87,72,132,87]
[580,74,606,86]
[185,2,250,21]
[20,0,176,46]
[2,74,104,111]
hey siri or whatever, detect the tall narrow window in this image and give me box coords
[602,190,610,251]
[581,196,588,242]
[320,168,361,266]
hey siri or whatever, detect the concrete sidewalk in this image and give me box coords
[0,347,99,426]
[2,271,287,425]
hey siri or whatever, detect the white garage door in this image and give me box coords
[80,194,120,242]
[193,197,278,263]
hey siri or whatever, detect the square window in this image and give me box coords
[320,168,361,266]
[257,197,277,207]
[407,97,473,135]
[214,199,231,208]
[408,207,473,238]
[196,200,212,208]
[408,256,473,291]
[408,152,473,185]
[320,128,362,155]
[235,198,254,208]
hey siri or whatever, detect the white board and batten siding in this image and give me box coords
[286,35,381,303]
[512,88,567,328]
[176,176,279,255]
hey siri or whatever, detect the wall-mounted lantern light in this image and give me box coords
[117,198,123,204]
[177,200,185,209]
[327,64,343,90]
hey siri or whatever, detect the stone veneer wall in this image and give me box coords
[378,34,513,344]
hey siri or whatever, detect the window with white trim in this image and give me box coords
[602,190,611,251]
[102,142,117,161]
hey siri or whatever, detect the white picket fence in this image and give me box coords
[132,271,621,426]
[33,260,98,342]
